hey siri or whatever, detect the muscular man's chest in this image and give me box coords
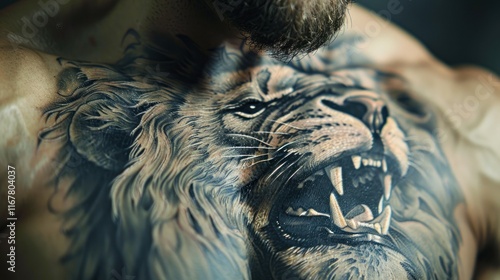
[2,35,478,279]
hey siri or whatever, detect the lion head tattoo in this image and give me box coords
[40,32,462,279]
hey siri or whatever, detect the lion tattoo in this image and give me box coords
[40,32,462,279]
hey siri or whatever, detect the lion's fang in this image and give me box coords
[327,166,343,195]
[378,196,384,214]
[384,174,392,200]
[380,206,392,234]
[329,193,347,228]
[372,205,392,235]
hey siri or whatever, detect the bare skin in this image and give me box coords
[0,1,499,279]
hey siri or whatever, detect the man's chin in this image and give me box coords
[213,0,351,59]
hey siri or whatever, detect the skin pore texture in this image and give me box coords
[0,0,500,279]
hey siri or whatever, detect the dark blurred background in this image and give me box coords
[356,0,500,74]
[0,0,14,9]
[1,0,499,74]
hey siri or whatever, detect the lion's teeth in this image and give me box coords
[345,205,392,235]
[346,219,359,229]
[352,179,359,188]
[355,157,386,168]
[303,209,330,218]
[329,193,347,228]
[359,176,366,184]
[384,174,392,200]
[327,167,343,195]
[286,207,331,218]
[345,204,373,222]
[379,206,392,235]
[372,205,392,235]
[352,156,361,169]
[378,196,384,214]
[286,207,305,216]
[303,209,317,216]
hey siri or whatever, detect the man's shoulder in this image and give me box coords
[342,5,434,67]
[0,41,61,178]
[0,41,60,105]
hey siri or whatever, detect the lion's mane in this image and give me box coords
[41,32,254,280]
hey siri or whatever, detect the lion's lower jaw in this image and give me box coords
[270,244,417,280]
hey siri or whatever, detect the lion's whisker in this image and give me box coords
[221,146,277,151]
[274,140,308,154]
[180,108,219,112]
[266,154,302,185]
[267,161,289,181]
[252,131,291,135]
[241,154,269,162]
[248,157,275,168]
[270,161,298,186]
[254,153,293,174]
[274,141,297,154]
[267,155,303,186]
[268,119,306,131]
[221,154,253,158]
[271,152,294,167]
[284,165,304,186]
[226,133,273,147]
[221,154,262,159]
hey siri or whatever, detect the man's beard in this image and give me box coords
[216,0,351,59]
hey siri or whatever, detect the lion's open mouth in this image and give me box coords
[271,149,402,247]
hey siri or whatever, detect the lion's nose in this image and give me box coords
[321,96,389,133]
[344,96,389,133]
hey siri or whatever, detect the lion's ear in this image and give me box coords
[46,65,143,171]
[69,98,136,171]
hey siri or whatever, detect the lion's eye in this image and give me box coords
[234,100,267,118]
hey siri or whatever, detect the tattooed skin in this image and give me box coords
[39,31,462,279]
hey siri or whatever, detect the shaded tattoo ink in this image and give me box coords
[40,30,463,279]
